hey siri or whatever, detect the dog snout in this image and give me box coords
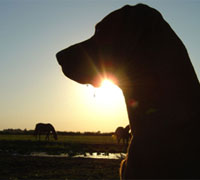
[56,50,64,66]
[56,44,79,66]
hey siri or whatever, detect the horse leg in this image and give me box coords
[46,131,50,141]
[119,137,121,144]
[122,138,125,145]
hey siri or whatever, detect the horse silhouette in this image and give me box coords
[34,123,58,140]
[115,125,131,145]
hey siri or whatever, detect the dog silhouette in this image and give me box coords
[57,4,200,179]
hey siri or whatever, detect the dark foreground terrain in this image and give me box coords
[0,135,126,180]
[0,155,121,180]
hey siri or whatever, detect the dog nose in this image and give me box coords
[56,50,64,66]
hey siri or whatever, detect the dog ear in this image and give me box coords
[120,5,146,52]
[122,5,167,65]
[119,4,164,54]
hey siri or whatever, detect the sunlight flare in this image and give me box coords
[95,79,123,107]
[84,78,128,130]
[101,79,117,92]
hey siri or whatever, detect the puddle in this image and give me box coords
[29,152,126,159]
[74,152,126,159]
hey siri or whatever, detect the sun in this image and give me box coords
[83,78,128,132]
[101,79,117,92]
[84,78,124,109]
[94,79,123,107]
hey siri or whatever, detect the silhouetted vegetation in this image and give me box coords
[0,128,34,135]
[0,128,114,136]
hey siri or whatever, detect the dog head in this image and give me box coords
[56,4,199,112]
[57,4,163,89]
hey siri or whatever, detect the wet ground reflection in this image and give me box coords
[30,152,126,159]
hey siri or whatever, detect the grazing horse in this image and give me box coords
[115,125,131,145]
[34,123,58,140]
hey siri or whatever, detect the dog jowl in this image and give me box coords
[57,4,200,179]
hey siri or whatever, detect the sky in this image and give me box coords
[0,0,199,132]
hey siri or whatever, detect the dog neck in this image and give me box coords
[121,70,200,136]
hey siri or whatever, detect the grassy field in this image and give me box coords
[0,134,127,179]
[0,134,127,155]
[0,134,116,144]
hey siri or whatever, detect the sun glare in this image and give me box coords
[85,78,124,111]
[83,79,128,132]
[95,79,123,107]
[101,79,116,91]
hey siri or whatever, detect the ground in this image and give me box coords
[0,135,126,180]
[0,155,121,180]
